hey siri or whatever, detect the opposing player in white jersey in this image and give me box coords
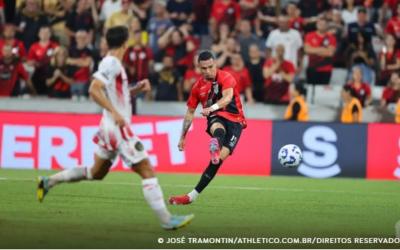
[36,26,194,230]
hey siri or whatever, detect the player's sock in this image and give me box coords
[187,189,199,202]
[48,167,92,188]
[142,177,171,224]
[194,160,223,193]
[212,128,226,148]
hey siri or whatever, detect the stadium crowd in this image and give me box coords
[0,0,400,122]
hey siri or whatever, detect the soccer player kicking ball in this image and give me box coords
[36,26,194,230]
[169,50,247,205]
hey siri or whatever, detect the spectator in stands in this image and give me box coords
[256,0,277,39]
[127,17,148,47]
[345,31,377,85]
[43,0,75,46]
[183,55,201,100]
[130,1,151,28]
[0,24,26,60]
[237,19,262,63]
[384,2,400,48]
[67,30,93,100]
[223,53,255,104]
[192,0,211,35]
[0,44,35,97]
[99,0,122,24]
[298,0,330,20]
[46,46,74,98]
[104,0,135,30]
[210,23,231,55]
[65,0,98,44]
[380,71,400,108]
[93,36,108,71]
[346,66,372,107]
[209,0,241,37]
[123,28,154,84]
[341,0,358,25]
[346,7,376,46]
[265,15,303,68]
[341,84,362,123]
[215,37,240,68]
[152,54,183,101]
[157,24,198,75]
[14,0,49,50]
[286,2,318,34]
[304,17,337,85]
[379,34,400,86]
[284,83,309,121]
[246,43,265,103]
[147,0,173,61]
[263,44,296,104]
[239,0,259,20]
[28,25,59,95]
[166,0,193,27]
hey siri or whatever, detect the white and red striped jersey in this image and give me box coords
[93,55,131,124]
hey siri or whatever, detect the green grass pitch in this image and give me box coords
[0,169,399,248]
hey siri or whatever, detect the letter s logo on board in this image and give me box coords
[297,126,341,178]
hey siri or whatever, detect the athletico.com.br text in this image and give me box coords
[157,237,400,245]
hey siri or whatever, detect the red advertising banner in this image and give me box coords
[367,123,400,180]
[0,111,271,176]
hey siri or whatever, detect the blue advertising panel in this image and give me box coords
[271,121,367,178]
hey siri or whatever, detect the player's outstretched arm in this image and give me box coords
[89,79,125,126]
[178,108,195,151]
[129,79,151,96]
[201,88,233,117]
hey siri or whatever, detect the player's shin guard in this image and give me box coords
[194,160,223,193]
[212,128,226,148]
[142,177,171,224]
[48,167,93,188]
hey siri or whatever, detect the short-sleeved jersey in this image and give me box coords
[187,69,246,125]
[305,31,336,72]
[93,55,131,124]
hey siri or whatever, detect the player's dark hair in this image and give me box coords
[198,50,216,63]
[106,26,129,49]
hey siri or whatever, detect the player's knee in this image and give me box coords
[133,159,155,179]
[210,122,225,133]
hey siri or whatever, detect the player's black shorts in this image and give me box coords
[206,115,243,154]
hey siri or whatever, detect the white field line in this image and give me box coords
[0,177,398,196]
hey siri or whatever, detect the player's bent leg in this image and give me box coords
[37,154,112,203]
[209,122,226,164]
[133,159,194,230]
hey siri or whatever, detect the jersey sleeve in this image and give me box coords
[186,83,199,109]
[93,57,121,86]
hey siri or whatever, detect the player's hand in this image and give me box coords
[201,107,213,117]
[111,110,126,127]
[178,137,186,151]
[136,79,152,93]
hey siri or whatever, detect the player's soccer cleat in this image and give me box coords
[209,138,220,164]
[168,194,192,205]
[37,176,49,202]
[162,214,194,230]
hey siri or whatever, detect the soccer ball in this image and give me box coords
[278,144,302,168]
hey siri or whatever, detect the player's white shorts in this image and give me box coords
[93,119,148,166]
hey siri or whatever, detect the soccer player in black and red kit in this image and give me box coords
[169,50,247,205]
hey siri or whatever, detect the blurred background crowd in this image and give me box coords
[0,0,400,122]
